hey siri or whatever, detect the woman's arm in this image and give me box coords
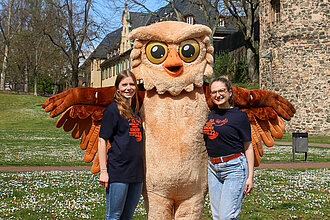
[243,141,254,194]
[98,137,109,188]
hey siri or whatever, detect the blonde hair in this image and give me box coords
[114,70,139,120]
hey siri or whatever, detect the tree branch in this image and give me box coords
[43,30,72,66]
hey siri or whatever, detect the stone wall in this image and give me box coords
[259,0,329,135]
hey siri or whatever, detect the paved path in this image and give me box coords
[0,166,91,172]
[257,161,330,169]
[275,141,330,148]
[0,162,329,172]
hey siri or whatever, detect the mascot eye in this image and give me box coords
[179,40,200,63]
[146,41,168,64]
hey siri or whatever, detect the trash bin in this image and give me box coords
[292,132,308,161]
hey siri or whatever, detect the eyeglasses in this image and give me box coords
[210,89,227,95]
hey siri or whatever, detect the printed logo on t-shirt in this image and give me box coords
[129,117,142,142]
[203,118,228,140]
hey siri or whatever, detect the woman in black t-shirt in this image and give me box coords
[98,70,144,220]
[203,77,254,220]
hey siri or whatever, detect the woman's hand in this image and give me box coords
[244,141,254,194]
[244,177,253,194]
[99,171,109,188]
[98,138,109,188]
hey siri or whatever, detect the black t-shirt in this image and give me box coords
[203,107,251,157]
[99,102,144,183]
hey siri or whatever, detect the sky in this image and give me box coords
[92,0,168,45]
[80,0,168,62]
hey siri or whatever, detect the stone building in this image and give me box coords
[259,0,329,135]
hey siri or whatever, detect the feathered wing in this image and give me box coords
[240,107,285,166]
[43,87,146,173]
[233,86,295,167]
[55,105,111,173]
[204,83,296,167]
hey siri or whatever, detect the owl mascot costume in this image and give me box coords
[43,21,295,219]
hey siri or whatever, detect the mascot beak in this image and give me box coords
[163,48,183,77]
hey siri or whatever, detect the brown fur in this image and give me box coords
[129,21,212,219]
[140,88,209,219]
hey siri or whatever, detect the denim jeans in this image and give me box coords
[105,182,143,220]
[208,154,248,220]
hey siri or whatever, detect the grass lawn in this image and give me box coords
[276,133,330,145]
[0,93,329,219]
[0,129,85,166]
[0,93,54,130]
[0,169,328,219]
[0,93,85,166]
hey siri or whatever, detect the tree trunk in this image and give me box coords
[246,47,258,82]
[34,73,38,96]
[0,45,9,91]
[71,68,79,88]
[0,0,13,91]
[245,1,258,82]
[24,63,29,93]
[53,82,58,95]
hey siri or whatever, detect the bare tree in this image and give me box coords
[223,0,259,82]
[0,0,104,93]
[0,0,71,94]
[44,0,94,88]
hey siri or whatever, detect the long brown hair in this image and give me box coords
[114,70,139,120]
[209,76,234,107]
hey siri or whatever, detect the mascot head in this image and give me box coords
[129,21,214,96]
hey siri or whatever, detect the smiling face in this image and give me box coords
[210,81,232,109]
[118,76,136,100]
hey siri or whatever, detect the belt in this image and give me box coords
[210,153,242,164]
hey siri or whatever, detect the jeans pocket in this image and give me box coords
[226,157,242,167]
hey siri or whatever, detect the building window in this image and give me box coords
[96,59,100,71]
[186,16,194,24]
[271,0,280,24]
[218,18,225,27]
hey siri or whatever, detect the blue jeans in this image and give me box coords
[208,154,248,220]
[105,182,143,220]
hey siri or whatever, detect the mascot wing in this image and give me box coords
[42,86,116,173]
[55,104,109,173]
[240,107,285,167]
[42,87,116,117]
[235,86,296,167]
[42,87,146,173]
[204,83,296,167]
